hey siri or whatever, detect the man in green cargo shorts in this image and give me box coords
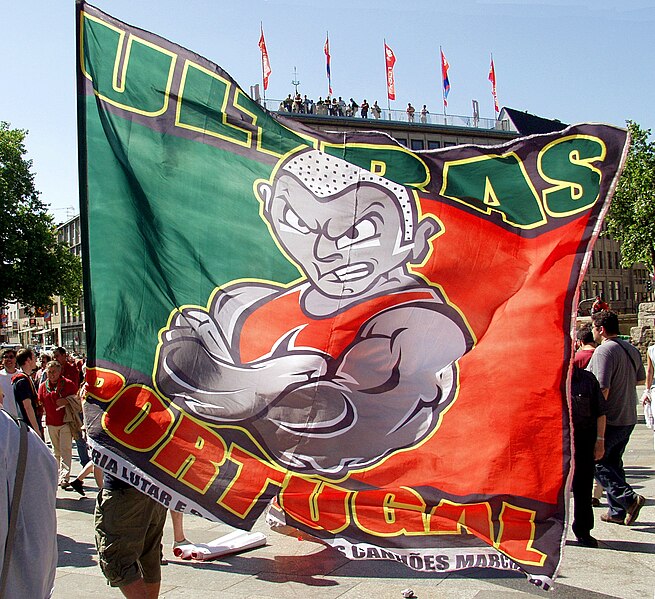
[95,472,167,598]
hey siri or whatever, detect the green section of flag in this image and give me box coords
[84,97,300,375]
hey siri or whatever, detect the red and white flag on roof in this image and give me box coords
[488,55,499,113]
[259,25,272,91]
[384,41,396,101]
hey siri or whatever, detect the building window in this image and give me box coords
[580,281,589,300]
[427,140,441,150]
[410,139,425,151]
[607,251,612,270]
[615,251,620,268]
[591,252,596,268]
[443,141,456,147]
[598,281,605,298]
[613,281,620,300]
[396,138,408,148]
[598,251,604,269]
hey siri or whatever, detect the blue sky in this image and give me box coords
[2,0,653,219]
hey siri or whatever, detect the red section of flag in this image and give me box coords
[384,42,396,101]
[488,56,499,113]
[259,27,272,91]
[324,35,332,95]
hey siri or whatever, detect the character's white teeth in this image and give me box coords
[333,263,371,282]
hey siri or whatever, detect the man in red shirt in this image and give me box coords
[37,361,79,487]
[53,346,81,387]
[573,323,597,369]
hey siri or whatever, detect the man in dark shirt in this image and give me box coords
[12,349,42,436]
[570,364,606,547]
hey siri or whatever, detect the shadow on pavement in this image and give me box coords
[56,496,96,515]
[57,534,97,568]
[600,538,655,552]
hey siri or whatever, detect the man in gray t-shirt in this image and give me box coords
[587,310,646,526]
[0,410,57,598]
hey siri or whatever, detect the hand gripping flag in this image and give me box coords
[384,41,396,100]
[77,2,629,590]
[324,34,332,96]
[258,26,271,91]
[440,48,450,109]
[489,55,499,113]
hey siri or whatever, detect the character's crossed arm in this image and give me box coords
[156,288,471,446]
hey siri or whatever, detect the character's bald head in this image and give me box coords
[257,149,429,247]
[255,148,442,298]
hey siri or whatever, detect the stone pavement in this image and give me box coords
[54,407,655,599]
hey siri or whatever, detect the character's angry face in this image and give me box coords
[262,173,415,298]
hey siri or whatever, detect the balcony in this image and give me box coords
[260,99,501,130]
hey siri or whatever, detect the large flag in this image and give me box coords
[384,41,396,100]
[324,33,332,96]
[440,47,450,110]
[77,2,629,589]
[489,55,499,113]
[258,25,271,91]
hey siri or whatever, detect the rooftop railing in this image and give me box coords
[259,99,502,130]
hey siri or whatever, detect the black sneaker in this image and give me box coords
[70,479,85,496]
[575,534,599,548]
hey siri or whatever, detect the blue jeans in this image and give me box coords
[75,434,90,466]
[594,424,637,518]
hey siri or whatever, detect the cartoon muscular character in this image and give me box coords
[155,148,474,478]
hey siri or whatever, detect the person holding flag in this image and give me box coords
[440,47,450,114]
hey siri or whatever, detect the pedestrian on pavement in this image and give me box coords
[12,348,43,435]
[0,408,58,599]
[95,472,167,598]
[587,310,646,525]
[570,362,606,547]
[573,323,597,369]
[0,347,19,419]
[642,341,655,450]
[54,346,90,466]
[574,324,604,504]
[37,360,79,488]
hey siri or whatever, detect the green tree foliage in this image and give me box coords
[605,121,655,272]
[0,121,82,311]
